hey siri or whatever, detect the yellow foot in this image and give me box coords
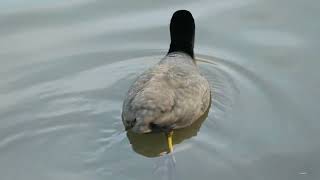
[166,130,174,153]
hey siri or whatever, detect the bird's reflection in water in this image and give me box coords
[126,108,209,158]
[126,105,210,180]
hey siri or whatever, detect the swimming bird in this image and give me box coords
[122,10,211,153]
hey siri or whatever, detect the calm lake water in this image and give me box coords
[0,0,319,180]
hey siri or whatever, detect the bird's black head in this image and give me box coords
[168,10,195,58]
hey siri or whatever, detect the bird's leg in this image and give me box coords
[166,130,174,153]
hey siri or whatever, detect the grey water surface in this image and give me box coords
[0,0,320,180]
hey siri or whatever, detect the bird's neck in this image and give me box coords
[168,42,194,59]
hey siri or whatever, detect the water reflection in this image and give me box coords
[126,107,210,157]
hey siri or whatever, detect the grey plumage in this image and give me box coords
[122,52,210,133]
